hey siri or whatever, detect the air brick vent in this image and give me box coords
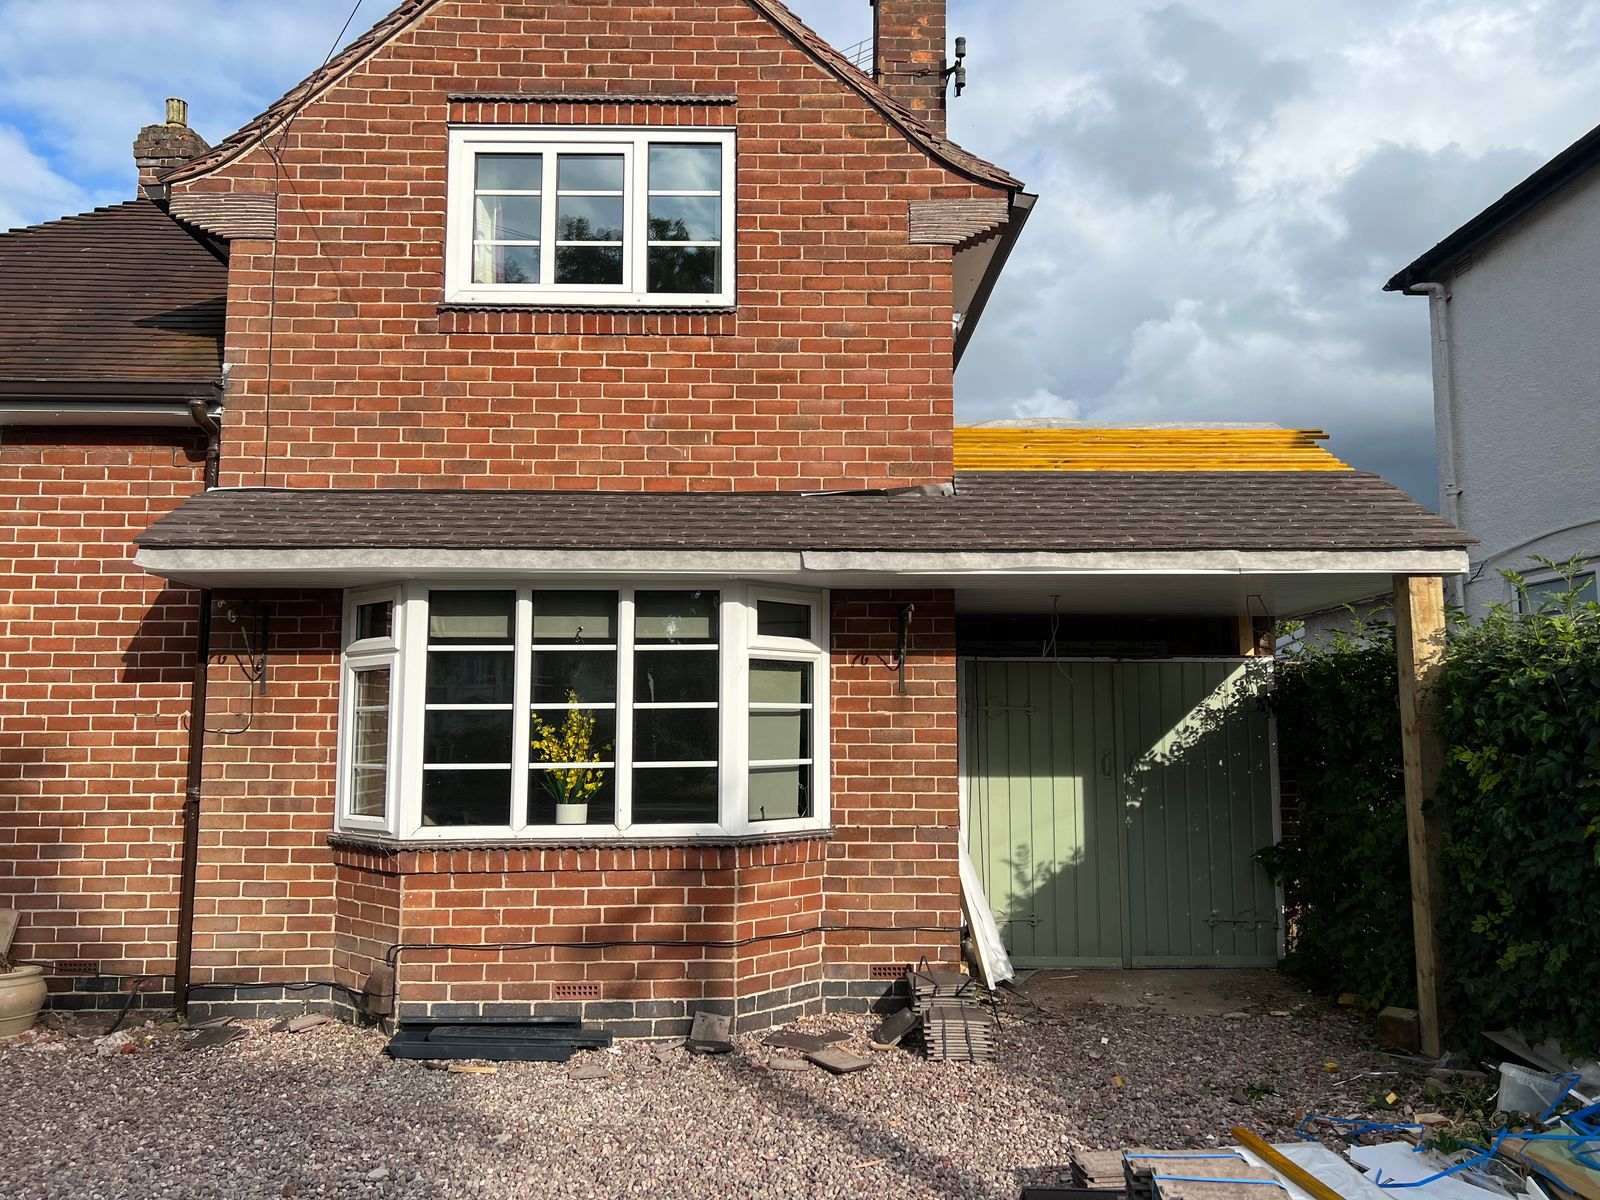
[869,963,907,981]
[554,982,603,1001]
[54,960,98,977]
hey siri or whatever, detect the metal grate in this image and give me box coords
[553,982,602,1000]
[869,963,907,981]
[54,960,98,977]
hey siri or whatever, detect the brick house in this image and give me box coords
[1,0,1470,1034]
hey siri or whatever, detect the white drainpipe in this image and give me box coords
[1407,281,1465,607]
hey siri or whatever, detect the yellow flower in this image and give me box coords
[530,690,611,805]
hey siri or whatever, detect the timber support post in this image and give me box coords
[1393,573,1447,1058]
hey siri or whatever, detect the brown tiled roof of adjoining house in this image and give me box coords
[136,472,1473,554]
[163,0,1022,191]
[0,200,226,389]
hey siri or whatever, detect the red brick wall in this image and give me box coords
[826,589,962,987]
[872,0,950,132]
[0,427,204,988]
[189,591,343,992]
[174,0,1003,492]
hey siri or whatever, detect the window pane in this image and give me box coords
[750,660,810,705]
[648,196,719,242]
[426,651,513,704]
[750,711,809,762]
[648,246,720,294]
[556,196,624,242]
[429,591,515,643]
[474,244,540,285]
[476,153,541,192]
[529,769,615,826]
[529,708,616,765]
[355,601,392,642]
[749,765,809,822]
[649,144,721,192]
[349,667,389,819]
[474,194,541,242]
[558,154,624,192]
[424,710,513,764]
[555,246,624,285]
[756,600,811,641]
[635,591,719,643]
[634,708,718,763]
[422,769,512,827]
[633,765,718,825]
[1524,573,1597,608]
[634,648,717,703]
[531,651,617,705]
[532,590,616,643]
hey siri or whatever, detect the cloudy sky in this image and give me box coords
[3,0,1597,503]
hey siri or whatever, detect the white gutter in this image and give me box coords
[134,545,1470,585]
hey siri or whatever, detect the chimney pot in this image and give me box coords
[134,99,209,200]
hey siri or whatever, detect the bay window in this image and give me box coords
[446,127,735,307]
[337,582,828,839]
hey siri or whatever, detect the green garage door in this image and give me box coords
[965,659,1279,967]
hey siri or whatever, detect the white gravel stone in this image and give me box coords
[1,984,1417,1200]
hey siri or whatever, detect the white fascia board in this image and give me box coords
[134,545,1470,586]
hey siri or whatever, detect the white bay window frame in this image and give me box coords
[445,126,736,308]
[336,587,404,835]
[340,581,828,840]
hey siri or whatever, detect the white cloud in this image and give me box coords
[0,124,94,231]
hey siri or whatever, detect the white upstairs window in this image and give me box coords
[446,127,735,308]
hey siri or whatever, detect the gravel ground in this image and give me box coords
[1,975,1419,1200]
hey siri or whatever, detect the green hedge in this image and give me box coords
[1261,621,1417,1009]
[1267,577,1600,1051]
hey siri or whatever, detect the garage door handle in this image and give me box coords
[1101,750,1113,778]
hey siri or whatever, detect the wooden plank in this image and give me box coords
[1393,573,1448,1058]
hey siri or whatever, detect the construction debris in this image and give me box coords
[869,1008,918,1050]
[804,1046,872,1075]
[685,1010,733,1055]
[905,963,998,1063]
[761,1028,848,1052]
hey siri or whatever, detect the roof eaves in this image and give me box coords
[1385,119,1600,292]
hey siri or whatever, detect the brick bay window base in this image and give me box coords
[164,582,959,1033]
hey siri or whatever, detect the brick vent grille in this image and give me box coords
[554,982,603,1000]
[53,960,98,977]
[869,963,908,981]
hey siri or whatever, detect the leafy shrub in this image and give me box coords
[1436,578,1600,1050]
[1261,618,1416,1008]
[1267,568,1600,1052]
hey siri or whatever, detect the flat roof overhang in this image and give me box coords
[132,546,1467,618]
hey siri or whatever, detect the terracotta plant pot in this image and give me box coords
[0,965,47,1038]
[554,802,588,826]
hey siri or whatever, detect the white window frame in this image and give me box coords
[344,581,829,841]
[1515,564,1598,611]
[336,587,403,835]
[445,126,736,308]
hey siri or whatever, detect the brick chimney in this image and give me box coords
[869,0,948,135]
[133,98,209,200]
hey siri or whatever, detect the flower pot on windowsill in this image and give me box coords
[555,802,588,826]
[0,964,47,1039]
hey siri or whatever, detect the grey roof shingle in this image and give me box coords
[136,472,1472,554]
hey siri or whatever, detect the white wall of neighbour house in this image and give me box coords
[1431,168,1600,614]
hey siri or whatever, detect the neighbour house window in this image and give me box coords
[447,127,735,307]
[1518,569,1598,611]
[339,583,827,839]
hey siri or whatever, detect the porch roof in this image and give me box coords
[134,473,1471,612]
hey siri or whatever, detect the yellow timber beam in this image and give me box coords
[953,427,1351,472]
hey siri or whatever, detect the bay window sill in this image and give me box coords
[329,828,833,854]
